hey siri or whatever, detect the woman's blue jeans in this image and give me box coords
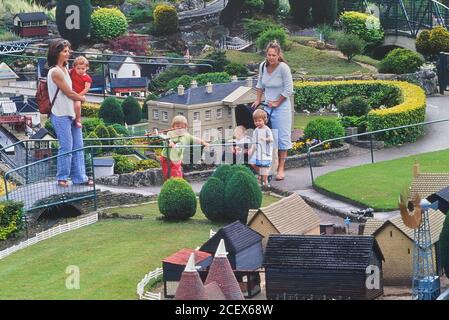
[51,115,88,183]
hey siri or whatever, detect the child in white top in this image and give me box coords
[250,109,273,187]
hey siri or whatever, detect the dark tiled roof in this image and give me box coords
[9,95,24,103]
[17,102,38,113]
[14,12,48,22]
[205,257,244,300]
[263,235,384,271]
[157,80,254,106]
[200,221,263,254]
[428,185,449,214]
[110,77,147,89]
[163,248,211,265]
[108,56,127,70]
[31,128,53,140]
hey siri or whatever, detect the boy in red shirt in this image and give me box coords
[69,56,92,128]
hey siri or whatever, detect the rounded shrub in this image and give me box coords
[256,28,287,51]
[378,48,424,74]
[200,177,226,222]
[211,164,233,184]
[91,8,128,41]
[337,96,371,117]
[416,29,432,57]
[336,33,365,62]
[224,62,249,77]
[440,213,449,277]
[429,26,449,56]
[224,171,262,224]
[304,118,345,142]
[82,117,105,134]
[122,96,142,125]
[228,164,254,178]
[99,97,124,124]
[153,4,178,34]
[112,154,136,174]
[158,178,197,221]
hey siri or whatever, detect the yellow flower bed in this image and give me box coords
[293,80,426,145]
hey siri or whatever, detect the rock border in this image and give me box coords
[95,144,351,186]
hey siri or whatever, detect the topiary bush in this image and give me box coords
[429,26,449,57]
[158,178,197,221]
[337,96,371,117]
[56,0,91,46]
[111,123,129,137]
[440,213,449,277]
[416,29,432,58]
[201,164,261,223]
[91,7,128,41]
[378,48,424,74]
[153,4,178,34]
[122,96,142,125]
[99,97,124,124]
[336,32,365,62]
[225,62,249,77]
[256,28,287,51]
[200,177,226,222]
[224,171,263,224]
[303,118,345,143]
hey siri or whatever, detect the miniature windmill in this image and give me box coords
[399,191,440,300]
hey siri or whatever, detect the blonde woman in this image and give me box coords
[252,41,293,181]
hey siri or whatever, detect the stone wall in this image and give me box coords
[294,70,438,95]
[95,144,351,187]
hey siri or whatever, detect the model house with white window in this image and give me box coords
[147,78,265,141]
[107,55,147,97]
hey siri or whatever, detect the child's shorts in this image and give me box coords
[160,157,183,180]
[256,160,272,176]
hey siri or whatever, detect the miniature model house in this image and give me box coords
[13,12,48,37]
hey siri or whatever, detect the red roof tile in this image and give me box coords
[205,257,244,300]
[204,281,226,300]
[175,272,207,300]
[163,248,211,265]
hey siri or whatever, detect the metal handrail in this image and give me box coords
[306,117,449,183]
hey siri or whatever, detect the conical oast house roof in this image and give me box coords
[175,253,207,300]
[205,239,244,300]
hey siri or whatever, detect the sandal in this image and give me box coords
[77,179,94,187]
[57,180,69,187]
[275,175,285,181]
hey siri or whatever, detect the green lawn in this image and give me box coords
[294,114,338,130]
[315,149,449,211]
[225,42,372,76]
[0,195,279,300]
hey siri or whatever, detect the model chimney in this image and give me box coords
[231,75,238,82]
[206,82,213,93]
[177,84,185,96]
[191,80,198,88]
[246,77,253,87]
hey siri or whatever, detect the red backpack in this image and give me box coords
[36,78,59,114]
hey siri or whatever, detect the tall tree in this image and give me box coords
[289,0,312,26]
[312,0,338,24]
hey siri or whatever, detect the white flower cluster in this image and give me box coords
[365,15,381,31]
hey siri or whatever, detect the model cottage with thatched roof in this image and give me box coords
[248,193,321,247]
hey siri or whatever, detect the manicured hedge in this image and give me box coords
[294,80,426,146]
